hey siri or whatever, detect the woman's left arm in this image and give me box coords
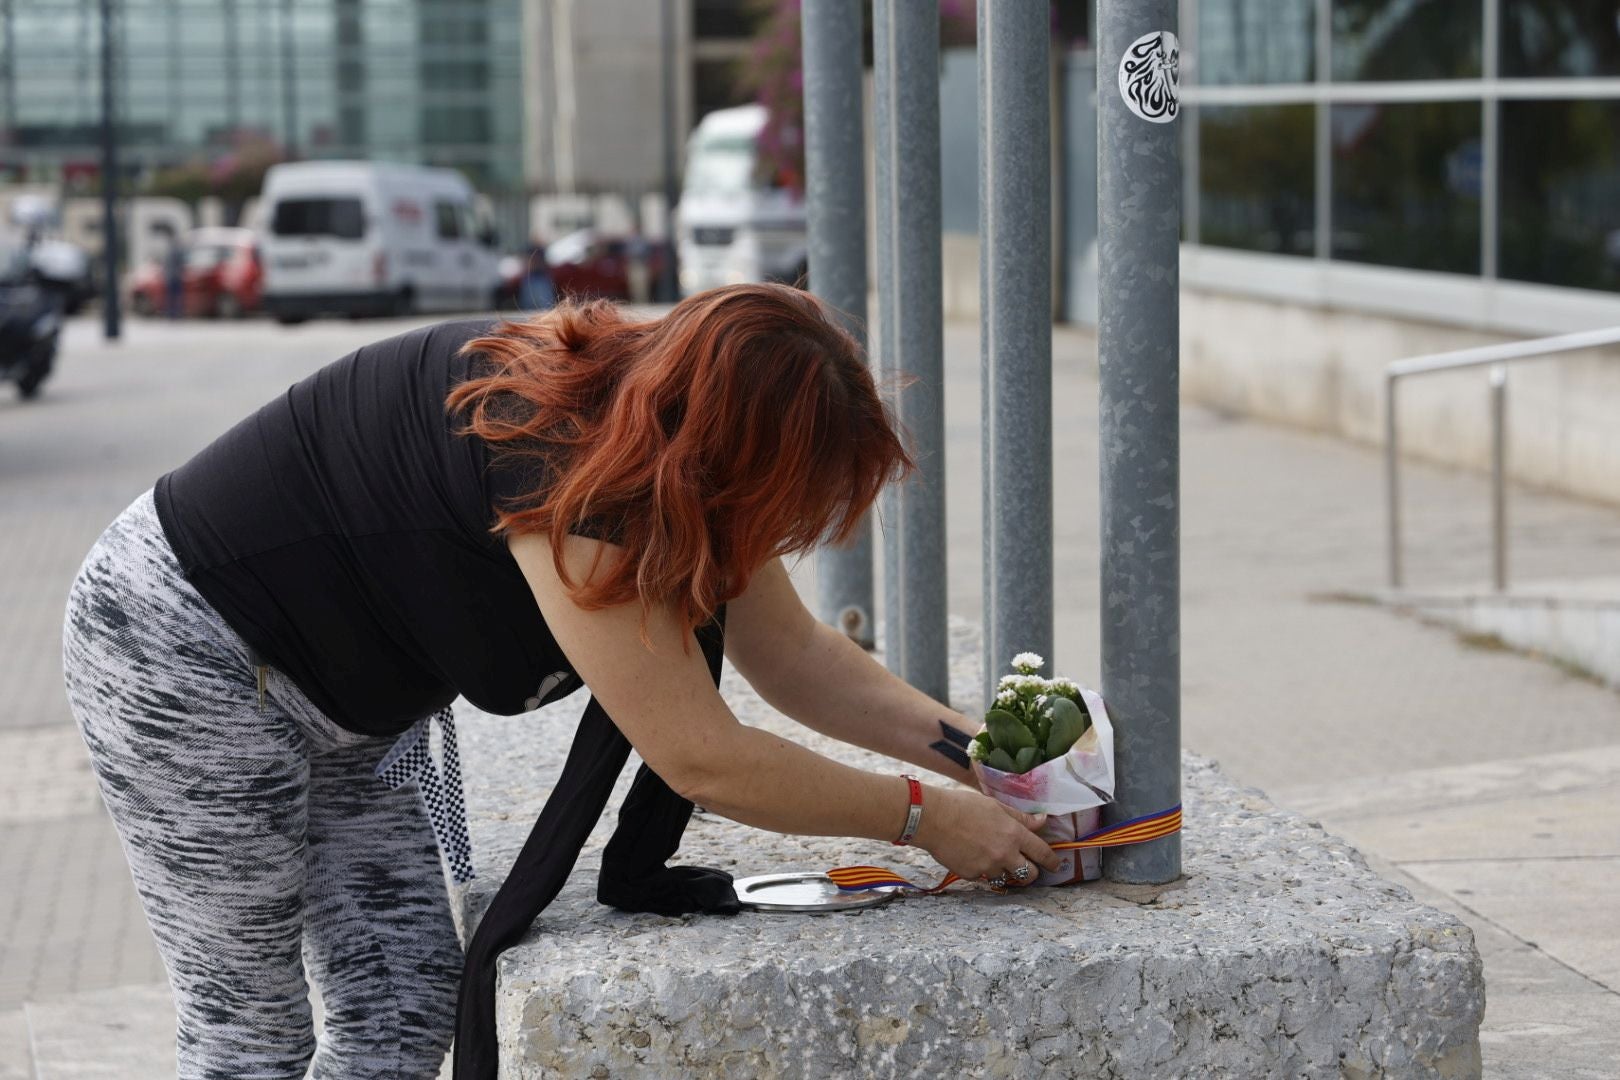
[726,558,980,788]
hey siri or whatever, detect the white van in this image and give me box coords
[258,161,503,323]
[677,105,808,296]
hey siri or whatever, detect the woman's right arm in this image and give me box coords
[509,531,1061,883]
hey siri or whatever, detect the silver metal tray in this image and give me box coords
[734,871,902,913]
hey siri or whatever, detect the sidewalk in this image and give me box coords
[4,315,1617,1076]
[818,320,1620,1077]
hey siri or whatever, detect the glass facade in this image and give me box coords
[1500,99,1620,291]
[0,0,525,192]
[1188,0,1620,295]
[1332,102,1480,274]
[1199,104,1315,255]
[1501,0,1620,78]
[1196,0,1315,85]
[1331,0,1482,81]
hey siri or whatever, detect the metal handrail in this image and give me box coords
[1385,326,1620,590]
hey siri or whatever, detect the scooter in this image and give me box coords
[0,250,61,400]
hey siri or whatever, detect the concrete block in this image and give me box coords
[453,623,1484,1078]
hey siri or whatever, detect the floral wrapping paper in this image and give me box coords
[974,686,1115,886]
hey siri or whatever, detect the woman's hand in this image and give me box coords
[914,786,1062,885]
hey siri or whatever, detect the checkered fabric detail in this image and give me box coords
[375,707,476,884]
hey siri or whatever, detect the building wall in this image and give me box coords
[522,0,688,195]
[1,0,526,191]
[1180,285,1620,508]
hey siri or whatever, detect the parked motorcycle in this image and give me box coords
[0,246,61,400]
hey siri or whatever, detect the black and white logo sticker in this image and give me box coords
[1118,30,1180,124]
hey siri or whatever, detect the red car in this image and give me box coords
[130,227,263,318]
[544,228,665,302]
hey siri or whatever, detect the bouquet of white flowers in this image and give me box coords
[969,653,1116,885]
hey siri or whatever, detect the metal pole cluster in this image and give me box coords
[1098,1,1183,884]
[801,0,875,648]
[873,0,947,700]
[978,0,1054,708]
[798,8,1185,878]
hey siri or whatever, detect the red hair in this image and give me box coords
[447,283,913,636]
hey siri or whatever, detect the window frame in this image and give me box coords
[1177,0,1620,327]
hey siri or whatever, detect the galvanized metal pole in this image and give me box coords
[802,0,874,647]
[873,0,947,699]
[980,0,1054,707]
[1099,2,1181,884]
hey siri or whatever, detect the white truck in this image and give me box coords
[676,104,808,297]
[258,161,502,323]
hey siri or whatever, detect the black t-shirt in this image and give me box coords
[153,317,606,736]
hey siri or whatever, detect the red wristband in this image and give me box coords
[893,774,923,846]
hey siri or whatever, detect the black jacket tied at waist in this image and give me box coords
[453,610,741,1079]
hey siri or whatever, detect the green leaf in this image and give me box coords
[985,709,1036,753]
[1013,745,1039,773]
[1044,696,1085,759]
[986,747,1018,772]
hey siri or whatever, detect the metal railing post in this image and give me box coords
[1387,372,1402,589]
[801,0,875,647]
[979,0,1054,709]
[873,0,948,699]
[1385,326,1620,592]
[1098,0,1181,885]
[1490,365,1508,592]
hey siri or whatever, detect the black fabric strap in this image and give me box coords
[452,610,738,1079]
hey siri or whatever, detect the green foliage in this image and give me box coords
[970,656,1092,775]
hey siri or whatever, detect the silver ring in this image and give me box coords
[1012,864,1033,882]
[987,874,1008,889]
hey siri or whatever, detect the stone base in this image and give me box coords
[453,621,1483,1078]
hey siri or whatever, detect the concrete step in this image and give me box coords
[1375,579,1620,688]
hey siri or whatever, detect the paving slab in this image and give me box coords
[22,983,175,1080]
[0,726,103,825]
[0,1007,30,1080]
[1405,858,1620,991]
[1474,993,1620,1080]
[1274,744,1620,824]
[1314,791,1618,863]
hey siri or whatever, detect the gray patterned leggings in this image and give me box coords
[61,490,461,1079]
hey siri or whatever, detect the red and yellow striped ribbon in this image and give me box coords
[826,804,1182,894]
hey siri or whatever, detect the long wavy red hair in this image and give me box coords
[447,283,913,636]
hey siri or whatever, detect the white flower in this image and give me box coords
[1011,652,1044,674]
[968,738,988,761]
[994,688,1016,705]
[1049,676,1080,696]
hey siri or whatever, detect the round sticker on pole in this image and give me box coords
[1118,30,1180,124]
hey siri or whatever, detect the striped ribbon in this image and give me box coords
[826,804,1182,895]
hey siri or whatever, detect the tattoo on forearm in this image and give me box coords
[930,720,972,769]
